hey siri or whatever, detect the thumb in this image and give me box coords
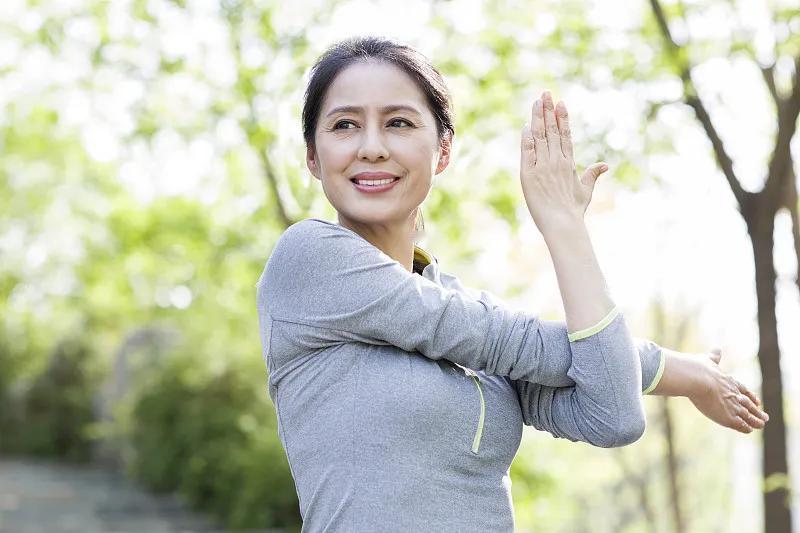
[580,162,609,187]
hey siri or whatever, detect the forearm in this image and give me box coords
[520,321,665,392]
[542,220,615,336]
[527,330,704,398]
[646,347,708,397]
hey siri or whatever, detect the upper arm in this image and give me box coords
[257,219,559,382]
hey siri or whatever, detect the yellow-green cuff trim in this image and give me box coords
[642,348,666,395]
[567,306,620,342]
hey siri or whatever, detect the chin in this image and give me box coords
[339,209,414,228]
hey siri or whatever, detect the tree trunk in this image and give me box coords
[746,205,792,533]
[660,397,685,533]
[613,450,657,531]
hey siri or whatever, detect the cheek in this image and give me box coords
[395,137,440,166]
[315,141,353,172]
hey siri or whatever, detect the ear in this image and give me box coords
[434,133,452,175]
[306,144,321,180]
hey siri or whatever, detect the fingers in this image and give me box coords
[729,384,769,433]
[736,379,762,408]
[530,90,573,163]
[738,391,767,421]
[735,381,768,421]
[530,98,548,164]
[736,401,766,429]
[731,414,754,434]
[521,122,535,165]
[555,100,573,161]
[542,91,561,160]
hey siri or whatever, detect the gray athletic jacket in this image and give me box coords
[256,218,665,532]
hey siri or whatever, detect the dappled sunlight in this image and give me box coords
[1,0,798,531]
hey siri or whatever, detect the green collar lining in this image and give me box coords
[413,245,435,268]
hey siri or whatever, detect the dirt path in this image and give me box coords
[0,457,220,532]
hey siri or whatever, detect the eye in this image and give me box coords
[332,120,357,130]
[388,118,414,127]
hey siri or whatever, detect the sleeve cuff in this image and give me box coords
[642,348,666,394]
[567,306,620,342]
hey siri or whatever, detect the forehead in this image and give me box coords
[321,60,429,114]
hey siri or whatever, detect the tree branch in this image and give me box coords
[761,63,779,106]
[225,9,298,230]
[612,450,658,531]
[649,0,680,53]
[648,0,750,209]
[783,167,800,297]
[257,143,296,229]
[790,54,800,116]
[764,53,800,206]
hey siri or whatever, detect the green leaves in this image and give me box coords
[486,170,521,230]
[126,350,299,529]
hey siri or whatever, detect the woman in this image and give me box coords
[256,36,769,532]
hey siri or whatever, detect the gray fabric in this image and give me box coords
[256,218,662,532]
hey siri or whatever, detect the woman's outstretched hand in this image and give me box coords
[688,348,770,434]
[520,90,608,236]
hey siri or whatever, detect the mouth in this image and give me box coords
[350,176,401,185]
[350,174,401,193]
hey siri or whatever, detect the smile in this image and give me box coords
[350,176,401,193]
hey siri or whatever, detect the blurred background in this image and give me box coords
[0,0,798,531]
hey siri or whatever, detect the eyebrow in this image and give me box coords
[324,104,424,118]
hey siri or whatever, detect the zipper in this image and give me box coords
[464,368,486,454]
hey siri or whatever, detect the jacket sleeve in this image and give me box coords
[435,269,666,393]
[508,310,647,448]
[257,218,584,383]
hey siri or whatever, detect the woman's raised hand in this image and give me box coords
[520,91,608,236]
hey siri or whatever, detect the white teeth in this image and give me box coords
[354,178,396,186]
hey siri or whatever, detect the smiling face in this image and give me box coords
[307,60,451,233]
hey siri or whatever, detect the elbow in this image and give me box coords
[609,408,646,447]
[615,414,646,447]
[589,408,646,449]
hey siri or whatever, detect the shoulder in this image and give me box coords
[271,218,361,263]
[278,217,344,245]
[264,218,387,290]
[278,217,370,247]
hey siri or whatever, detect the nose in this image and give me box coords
[357,125,389,162]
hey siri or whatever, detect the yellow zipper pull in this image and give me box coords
[470,374,485,454]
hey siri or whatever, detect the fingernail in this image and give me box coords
[534,99,542,115]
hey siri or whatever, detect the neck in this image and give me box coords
[338,214,417,273]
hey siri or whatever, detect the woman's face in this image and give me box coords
[307,60,450,231]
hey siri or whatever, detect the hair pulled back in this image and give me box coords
[302,36,455,149]
[301,36,455,238]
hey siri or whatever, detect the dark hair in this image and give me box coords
[302,36,455,149]
[301,37,455,237]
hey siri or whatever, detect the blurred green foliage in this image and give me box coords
[127,351,299,530]
[0,336,98,462]
[2,0,796,531]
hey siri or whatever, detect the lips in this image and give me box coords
[350,172,402,193]
[350,172,400,183]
